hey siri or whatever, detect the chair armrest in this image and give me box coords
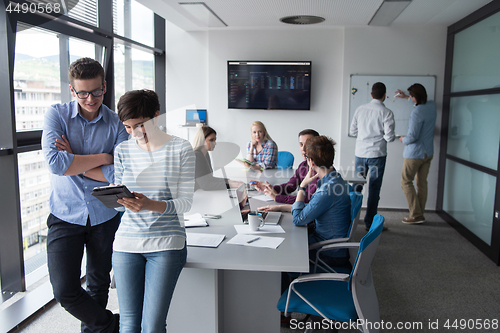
[309,237,349,250]
[283,273,351,317]
[291,272,350,284]
[314,242,361,274]
[317,242,360,252]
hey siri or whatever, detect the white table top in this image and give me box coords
[213,165,295,186]
[213,162,366,186]
[184,190,309,273]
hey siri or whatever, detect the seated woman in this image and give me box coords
[192,126,243,191]
[263,136,351,268]
[240,121,278,170]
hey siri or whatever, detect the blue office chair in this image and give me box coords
[277,151,294,169]
[309,187,363,273]
[277,215,385,333]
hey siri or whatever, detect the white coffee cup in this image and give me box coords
[248,212,265,231]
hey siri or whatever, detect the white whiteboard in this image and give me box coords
[349,75,436,136]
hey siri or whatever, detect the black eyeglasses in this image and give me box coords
[71,86,104,99]
[304,154,309,159]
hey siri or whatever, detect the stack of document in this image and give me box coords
[234,224,285,234]
[250,194,274,202]
[184,213,208,227]
[227,234,284,249]
[186,233,225,248]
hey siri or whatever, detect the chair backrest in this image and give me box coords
[277,151,294,169]
[349,214,384,333]
[347,191,363,241]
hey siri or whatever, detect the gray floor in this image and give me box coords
[11,210,500,333]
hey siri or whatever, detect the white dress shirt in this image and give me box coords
[350,99,395,158]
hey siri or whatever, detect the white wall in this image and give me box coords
[339,26,447,210]
[165,24,448,210]
[206,28,345,163]
[165,21,209,139]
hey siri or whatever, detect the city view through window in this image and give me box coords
[13,25,154,280]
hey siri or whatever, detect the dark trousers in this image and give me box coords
[47,213,120,333]
[354,156,387,228]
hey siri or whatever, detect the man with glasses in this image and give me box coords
[42,58,128,333]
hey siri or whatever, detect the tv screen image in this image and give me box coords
[228,61,311,110]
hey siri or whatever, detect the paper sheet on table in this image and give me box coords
[234,224,285,234]
[250,194,274,201]
[186,233,225,248]
[227,234,285,249]
[184,213,208,227]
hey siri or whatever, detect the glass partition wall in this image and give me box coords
[438,2,500,264]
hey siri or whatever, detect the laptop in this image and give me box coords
[247,197,282,225]
[228,183,248,209]
[185,109,207,126]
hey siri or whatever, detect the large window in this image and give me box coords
[0,0,165,328]
[14,26,61,132]
[18,151,51,267]
[114,40,155,104]
[439,2,500,264]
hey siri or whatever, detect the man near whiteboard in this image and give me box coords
[350,82,395,231]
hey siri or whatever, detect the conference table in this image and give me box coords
[167,167,366,332]
[167,169,309,333]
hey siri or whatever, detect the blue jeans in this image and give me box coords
[112,247,187,333]
[47,213,120,333]
[354,156,387,228]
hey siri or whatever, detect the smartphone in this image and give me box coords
[203,214,221,219]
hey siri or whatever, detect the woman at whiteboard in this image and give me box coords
[242,121,278,170]
[395,84,437,225]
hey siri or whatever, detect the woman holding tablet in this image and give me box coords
[241,121,278,170]
[112,89,195,333]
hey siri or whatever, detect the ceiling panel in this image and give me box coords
[145,0,494,31]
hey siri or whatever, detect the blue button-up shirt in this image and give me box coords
[42,100,128,226]
[402,100,437,159]
[291,170,351,258]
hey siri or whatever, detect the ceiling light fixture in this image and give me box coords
[280,15,325,25]
[179,2,227,27]
[368,0,412,26]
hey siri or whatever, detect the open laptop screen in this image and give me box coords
[186,109,207,125]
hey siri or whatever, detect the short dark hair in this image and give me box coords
[68,57,105,85]
[117,89,160,122]
[408,83,427,105]
[371,82,386,100]
[298,129,319,137]
[305,136,336,168]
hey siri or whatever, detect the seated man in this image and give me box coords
[291,136,351,268]
[251,129,320,205]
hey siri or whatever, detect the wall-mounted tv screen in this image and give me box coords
[228,61,311,110]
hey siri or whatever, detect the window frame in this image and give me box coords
[0,1,166,329]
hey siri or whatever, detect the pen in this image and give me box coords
[247,237,260,243]
[394,93,401,98]
[249,181,257,185]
